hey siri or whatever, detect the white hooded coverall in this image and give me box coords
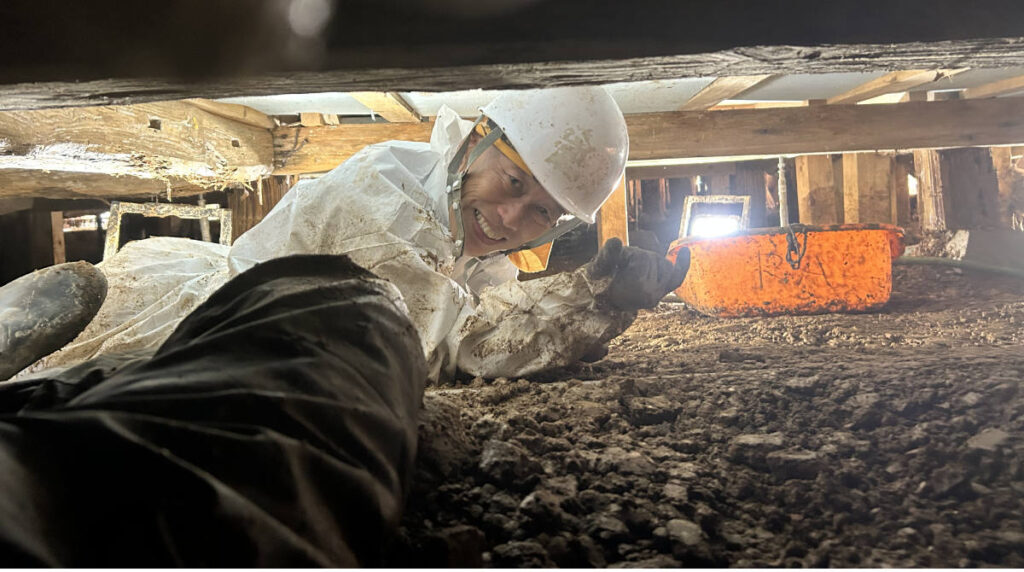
[21,108,635,382]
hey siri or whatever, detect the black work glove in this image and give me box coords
[585,238,690,311]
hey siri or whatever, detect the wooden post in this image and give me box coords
[989,147,1015,228]
[732,163,769,228]
[843,152,895,224]
[892,157,913,227]
[228,176,294,239]
[795,155,843,225]
[913,149,947,231]
[597,175,629,247]
[50,211,66,264]
[708,173,732,195]
[940,148,1002,229]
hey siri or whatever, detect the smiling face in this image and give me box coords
[453,136,566,257]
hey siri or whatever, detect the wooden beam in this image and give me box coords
[272,97,1024,176]
[795,155,842,225]
[0,101,273,199]
[827,69,967,105]
[8,34,1024,111]
[273,122,434,175]
[184,99,276,130]
[625,97,1024,162]
[843,152,895,224]
[350,92,423,123]
[626,162,740,181]
[679,75,774,111]
[963,74,1024,99]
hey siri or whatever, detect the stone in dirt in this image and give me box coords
[519,489,568,527]
[662,482,688,504]
[587,514,631,545]
[479,439,543,488]
[718,349,766,363]
[766,449,823,481]
[666,518,704,546]
[416,395,474,480]
[728,433,785,469]
[490,540,554,567]
[596,447,657,476]
[419,525,486,567]
[624,395,682,425]
[609,554,682,568]
[967,428,1010,451]
[470,413,512,440]
[544,533,607,568]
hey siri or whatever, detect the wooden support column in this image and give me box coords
[50,212,66,264]
[708,174,732,195]
[940,148,1002,229]
[989,147,1016,228]
[732,163,769,228]
[891,157,913,227]
[842,152,895,224]
[597,175,629,247]
[227,175,295,239]
[913,149,948,231]
[795,155,843,225]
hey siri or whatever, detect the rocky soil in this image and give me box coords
[384,263,1024,567]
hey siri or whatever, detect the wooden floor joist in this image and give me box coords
[678,75,775,111]
[272,97,1024,175]
[826,69,967,105]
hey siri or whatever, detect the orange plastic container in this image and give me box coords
[666,224,905,317]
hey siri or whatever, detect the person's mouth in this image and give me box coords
[473,209,507,243]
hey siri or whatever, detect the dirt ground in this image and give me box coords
[384,262,1024,568]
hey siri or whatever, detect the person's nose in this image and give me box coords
[496,200,527,232]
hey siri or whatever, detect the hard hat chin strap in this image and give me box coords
[446,115,500,258]
[446,115,587,261]
[496,217,583,257]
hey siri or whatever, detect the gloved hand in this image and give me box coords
[585,238,690,311]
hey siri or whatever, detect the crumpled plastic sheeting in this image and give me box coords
[20,237,230,378]
[18,107,637,382]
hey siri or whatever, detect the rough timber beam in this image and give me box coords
[826,69,968,105]
[678,75,775,111]
[0,102,273,199]
[6,38,1024,111]
[272,97,1024,175]
[962,74,1024,99]
[349,92,423,123]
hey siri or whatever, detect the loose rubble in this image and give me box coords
[383,264,1024,567]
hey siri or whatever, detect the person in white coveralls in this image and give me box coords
[0,86,688,566]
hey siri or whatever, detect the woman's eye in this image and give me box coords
[509,175,521,187]
[536,206,551,222]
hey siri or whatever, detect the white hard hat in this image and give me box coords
[481,86,629,224]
